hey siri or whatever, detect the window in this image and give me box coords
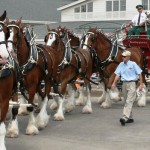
[113,0,119,11]
[106,0,126,11]
[87,2,93,12]
[106,1,112,11]
[74,7,80,13]
[142,0,148,10]
[81,4,86,12]
[120,0,126,11]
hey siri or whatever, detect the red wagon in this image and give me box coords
[123,27,150,73]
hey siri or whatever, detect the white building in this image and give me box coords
[57,0,149,22]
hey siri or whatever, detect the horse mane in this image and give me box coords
[89,28,112,45]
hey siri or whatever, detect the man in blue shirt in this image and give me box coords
[111,50,143,126]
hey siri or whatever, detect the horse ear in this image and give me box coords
[5,17,9,25]
[47,25,50,31]
[16,17,22,25]
[44,35,47,43]
[0,10,6,21]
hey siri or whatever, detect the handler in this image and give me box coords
[111,50,143,126]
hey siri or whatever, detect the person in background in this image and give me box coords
[111,50,143,126]
[128,5,146,38]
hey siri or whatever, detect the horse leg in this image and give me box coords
[100,89,112,108]
[64,83,76,113]
[49,99,58,110]
[82,82,92,113]
[0,122,6,150]
[76,85,86,106]
[98,81,106,104]
[35,83,50,129]
[53,82,67,121]
[6,93,19,138]
[0,99,9,150]
[25,91,39,135]
[100,75,121,108]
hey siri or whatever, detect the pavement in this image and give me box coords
[5,85,150,150]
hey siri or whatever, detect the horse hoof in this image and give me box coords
[100,102,111,108]
[65,105,74,113]
[82,106,92,114]
[53,114,65,121]
[6,131,19,138]
[26,126,39,135]
[75,101,84,106]
[36,115,50,130]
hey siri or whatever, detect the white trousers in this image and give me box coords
[122,82,136,119]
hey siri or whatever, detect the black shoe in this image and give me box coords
[126,118,134,123]
[120,118,126,126]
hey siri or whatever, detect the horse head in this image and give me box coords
[82,27,112,59]
[0,11,10,64]
[45,26,60,49]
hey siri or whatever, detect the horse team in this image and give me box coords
[0,11,147,150]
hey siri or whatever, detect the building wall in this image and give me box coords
[60,0,142,22]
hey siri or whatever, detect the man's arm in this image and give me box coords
[111,75,120,90]
[138,74,144,91]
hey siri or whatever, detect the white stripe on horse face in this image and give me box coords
[7,28,14,52]
[83,34,89,49]
[46,33,56,46]
[0,28,9,58]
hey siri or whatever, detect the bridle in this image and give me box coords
[7,24,20,51]
[81,32,95,49]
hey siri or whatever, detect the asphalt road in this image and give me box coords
[5,92,150,150]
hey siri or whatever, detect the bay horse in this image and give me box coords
[0,11,18,150]
[82,27,146,108]
[6,17,59,136]
[44,26,93,120]
[45,26,83,108]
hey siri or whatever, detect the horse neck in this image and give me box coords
[17,33,30,65]
[69,34,80,47]
[95,35,112,61]
[57,39,65,64]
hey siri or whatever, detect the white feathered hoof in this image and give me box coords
[100,101,111,109]
[75,100,84,106]
[6,120,19,138]
[6,129,19,138]
[82,106,92,114]
[26,125,39,135]
[49,101,58,110]
[53,113,65,121]
[65,104,74,113]
[36,115,50,130]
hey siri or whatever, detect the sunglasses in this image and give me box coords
[138,8,142,10]
[122,56,126,58]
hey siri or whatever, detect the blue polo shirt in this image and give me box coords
[114,60,142,81]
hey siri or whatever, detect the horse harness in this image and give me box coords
[0,21,15,78]
[57,33,89,79]
[83,31,121,78]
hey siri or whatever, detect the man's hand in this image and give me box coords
[138,83,143,91]
[111,83,116,90]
